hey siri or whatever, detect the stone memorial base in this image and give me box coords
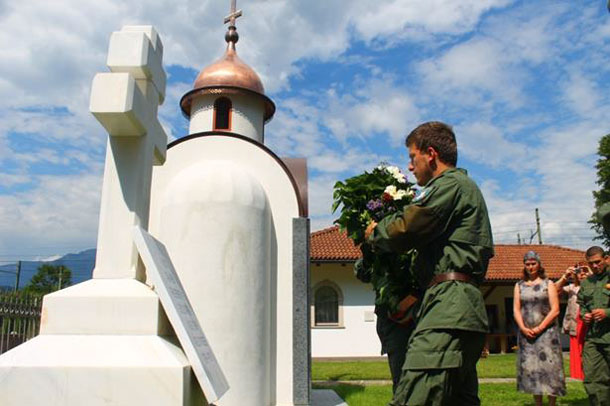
[0,279,206,406]
[0,335,205,405]
[0,278,346,406]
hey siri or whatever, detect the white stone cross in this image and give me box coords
[223,0,242,26]
[89,26,168,280]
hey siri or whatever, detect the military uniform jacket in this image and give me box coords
[577,269,610,344]
[368,168,494,333]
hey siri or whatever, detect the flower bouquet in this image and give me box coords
[332,165,421,325]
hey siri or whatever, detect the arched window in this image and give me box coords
[213,97,232,130]
[312,281,343,327]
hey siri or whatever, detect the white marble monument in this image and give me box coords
[0,4,347,406]
[0,26,209,406]
[147,3,312,405]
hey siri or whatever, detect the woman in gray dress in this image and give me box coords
[513,251,566,406]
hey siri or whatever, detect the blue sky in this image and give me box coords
[1,0,609,264]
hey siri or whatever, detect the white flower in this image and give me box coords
[385,165,407,183]
[385,166,400,176]
[384,185,413,201]
[393,189,408,200]
[384,185,397,196]
[393,173,407,183]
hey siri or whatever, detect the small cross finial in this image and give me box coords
[224,0,242,27]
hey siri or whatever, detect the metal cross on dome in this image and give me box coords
[224,0,242,27]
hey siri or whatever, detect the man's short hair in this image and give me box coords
[405,121,458,166]
[585,246,605,258]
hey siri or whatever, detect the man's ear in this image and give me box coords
[426,146,438,163]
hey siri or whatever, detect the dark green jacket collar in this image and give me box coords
[424,167,465,188]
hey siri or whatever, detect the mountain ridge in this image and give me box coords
[0,249,96,291]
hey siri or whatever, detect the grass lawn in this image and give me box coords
[313,359,392,381]
[313,352,572,380]
[315,382,588,406]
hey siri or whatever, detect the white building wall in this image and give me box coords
[311,266,571,357]
[188,93,265,142]
[311,263,381,358]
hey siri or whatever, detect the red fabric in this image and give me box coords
[569,312,586,380]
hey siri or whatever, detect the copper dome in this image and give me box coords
[180,41,275,122]
[193,42,264,94]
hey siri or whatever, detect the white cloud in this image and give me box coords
[0,173,102,257]
[267,74,417,180]
[0,173,30,188]
[350,0,513,43]
[458,121,531,171]
[159,81,192,141]
[560,74,602,118]
[0,0,511,111]
[476,120,603,250]
[308,149,388,174]
[417,37,525,109]
[323,76,421,144]
[1,0,609,258]
[308,174,341,232]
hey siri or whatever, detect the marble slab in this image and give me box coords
[293,217,311,405]
[134,226,229,403]
[0,335,204,406]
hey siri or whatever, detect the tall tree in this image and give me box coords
[23,264,72,296]
[591,134,610,248]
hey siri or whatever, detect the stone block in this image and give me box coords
[0,335,207,406]
[40,279,171,336]
[107,28,166,103]
[90,72,148,136]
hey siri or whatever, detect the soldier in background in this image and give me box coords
[577,246,610,405]
[354,258,414,394]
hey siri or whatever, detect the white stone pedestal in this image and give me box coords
[0,280,207,406]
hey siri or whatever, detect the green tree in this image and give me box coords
[23,264,72,296]
[591,134,610,248]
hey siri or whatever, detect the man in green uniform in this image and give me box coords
[365,121,494,405]
[354,258,414,394]
[577,246,610,406]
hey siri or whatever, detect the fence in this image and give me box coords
[0,292,42,354]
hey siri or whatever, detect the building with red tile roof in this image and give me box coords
[309,226,588,357]
[311,226,585,281]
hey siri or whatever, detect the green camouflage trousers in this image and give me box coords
[583,340,610,406]
[389,329,485,406]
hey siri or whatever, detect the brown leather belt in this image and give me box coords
[428,272,475,288]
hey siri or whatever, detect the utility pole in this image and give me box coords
[517,233,521,245]
[14,261,21,292]
[535,208,542,245]
[57,266,63,291]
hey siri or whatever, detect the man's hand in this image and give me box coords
[592,309,608,322]
[364,221,378,240]
[584,313,594,324]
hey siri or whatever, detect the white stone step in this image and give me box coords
[40,279,171,336]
